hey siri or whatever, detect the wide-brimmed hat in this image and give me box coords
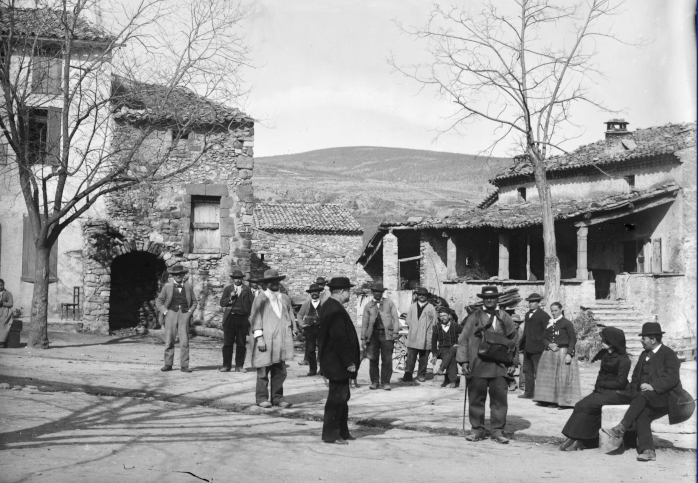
[306,283,322,293]
[230,270,245,279]
[315,277,327,285]
[476,286,503,298]
[413,287,430,296]
[259,268,286,282]
[370,282,387,292]
[512,314,523,323]
[327,277,355,289]
[638,322,665,337]
[525,293,543,301]
[437,306,451,315]
[168,264,188,275]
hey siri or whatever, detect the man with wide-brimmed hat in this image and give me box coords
[398,287,437,384]
[457,286,517,444]
[318,276,360,444]
[296,283,325,376]
[604,322,695,461]
[249,268,299,409]
[156,264,198,372]
[219,270,253,372]
[518,292,550,399]
[314,276,332,304]
[362,282,400,390]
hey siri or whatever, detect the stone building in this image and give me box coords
[251,203,366,313]
[358,121,697,347]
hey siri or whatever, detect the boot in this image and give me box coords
[559,438,575,451]
[636,450,656,462]
[604,422,627,440]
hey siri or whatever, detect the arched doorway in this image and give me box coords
[108,252,167,330]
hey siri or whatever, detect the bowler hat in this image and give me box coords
[306,283,322,293]
[230,270,245,279]
[370,282,387,292]
[638,322,665,337]
[476,286,503,298]
[326,277,355,289]
[168,264,188,275]
[315,277,327,285]
[413,287,430,296]
[437,306,451,314]
[259,268,286,282]
[525,292,543,301]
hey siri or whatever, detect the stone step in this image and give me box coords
[593,316,652,323]
[582,303,635,309]
[47,319,84,332]
[585,308,643,315]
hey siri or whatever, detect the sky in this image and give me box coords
[241,0,697,158]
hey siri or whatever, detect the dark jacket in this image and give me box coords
[431,321,462,356]
[456,308,516,378]
[542,317,577,357]
[593,350,631,393]
[220,283,253,322]
[318,297,360,381]
[520,308,550,354]
[630,344,695,425]
[361,297,400,341]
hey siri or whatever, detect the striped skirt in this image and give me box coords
[533,348,582,407]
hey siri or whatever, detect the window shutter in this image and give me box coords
[192,199,220,253]
[31,57,45,92]
[49,58,62,94]
[21,216,58,283]
[47,107,62,165]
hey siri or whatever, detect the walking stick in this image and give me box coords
[462,371,469,435]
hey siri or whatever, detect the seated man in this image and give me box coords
[604,322,695,462]
[430,307,462,388]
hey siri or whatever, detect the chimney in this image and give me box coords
[604,119,635,153]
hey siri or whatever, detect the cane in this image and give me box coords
[462,369,469,435]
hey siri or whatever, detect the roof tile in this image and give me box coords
[1,7,115,43]
[254,203,363,234]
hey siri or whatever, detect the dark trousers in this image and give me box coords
[367,329,395,384]
[522,351,542,397]
[403,348,429,381]
[256,362,287,405]
[468,376,509,436]
[304,325,318,373]
[322,378,351,442]
[222,314,248,369]
[621,391,670,453]
[438,346,459,383]
[562,390,631,440]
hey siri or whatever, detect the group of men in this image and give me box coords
[154,264,692,455]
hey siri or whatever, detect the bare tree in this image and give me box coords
[0,0,251,348]
[391,0,625,302]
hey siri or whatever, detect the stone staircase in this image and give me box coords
[581,300,657,357]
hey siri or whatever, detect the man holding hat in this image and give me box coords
[518,292,550,399]
[250,268,299,408]
[219,270,253,372]
[399,287,437,383]
[156,264,198,372]
[296,283,325,376]
[604,322,695,462]
[318,276,361,444]
[362,282,400,390]
[457,286,517,444]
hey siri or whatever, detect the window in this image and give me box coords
[21,216,58,283]
[32,55,62,95]
[624,175,636,190]
[191,196,220,253]
[517,187,527,201]
[22,107,61,165]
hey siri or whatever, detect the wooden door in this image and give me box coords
[192,199,220,253]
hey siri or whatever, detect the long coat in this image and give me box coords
[220,283,253,322]
[318,298,360,381]
[630,345,695,425]
[405,302,436,350]
[249,291,295,369]
[456,308,516,379]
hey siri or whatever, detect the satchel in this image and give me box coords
[476,315,516,365]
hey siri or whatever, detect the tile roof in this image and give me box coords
[492,122,696,186]
[254,203,363,234]
[111,76,253,128]
[0,8,115,43]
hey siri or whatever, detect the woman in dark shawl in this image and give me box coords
[559,327,632,451]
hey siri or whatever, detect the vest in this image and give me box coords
[640,352,656,385]
[306,303,320,325]
[169,286,189,312]
[230,287,248,315]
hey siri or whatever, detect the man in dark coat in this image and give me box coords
[318,276,361,444]
[219,270,253,372]
[457,286,517,444]
[431,306,462,388]
[296,283,324,376]
[605,322,695,462]
[518,293,550,399]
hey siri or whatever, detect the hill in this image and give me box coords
[253,146,511,243]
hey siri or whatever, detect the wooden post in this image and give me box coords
[447,235,457,280]
[652,238,662,273]
[526,234,532,281]
[576,225,589,280]
[498,233,510,280]
[382,231,399,290]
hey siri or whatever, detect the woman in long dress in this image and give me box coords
[533,302,581,409]
[559,327,631,451]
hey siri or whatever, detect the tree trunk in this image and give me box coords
[29,245,51,349]
[530,150,561,305]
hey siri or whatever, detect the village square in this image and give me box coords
[0,1,696,482]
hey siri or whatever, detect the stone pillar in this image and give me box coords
[447,235,457,280]
[576,225,589,280]
[498,233,510,280]
[383,231,399,290]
